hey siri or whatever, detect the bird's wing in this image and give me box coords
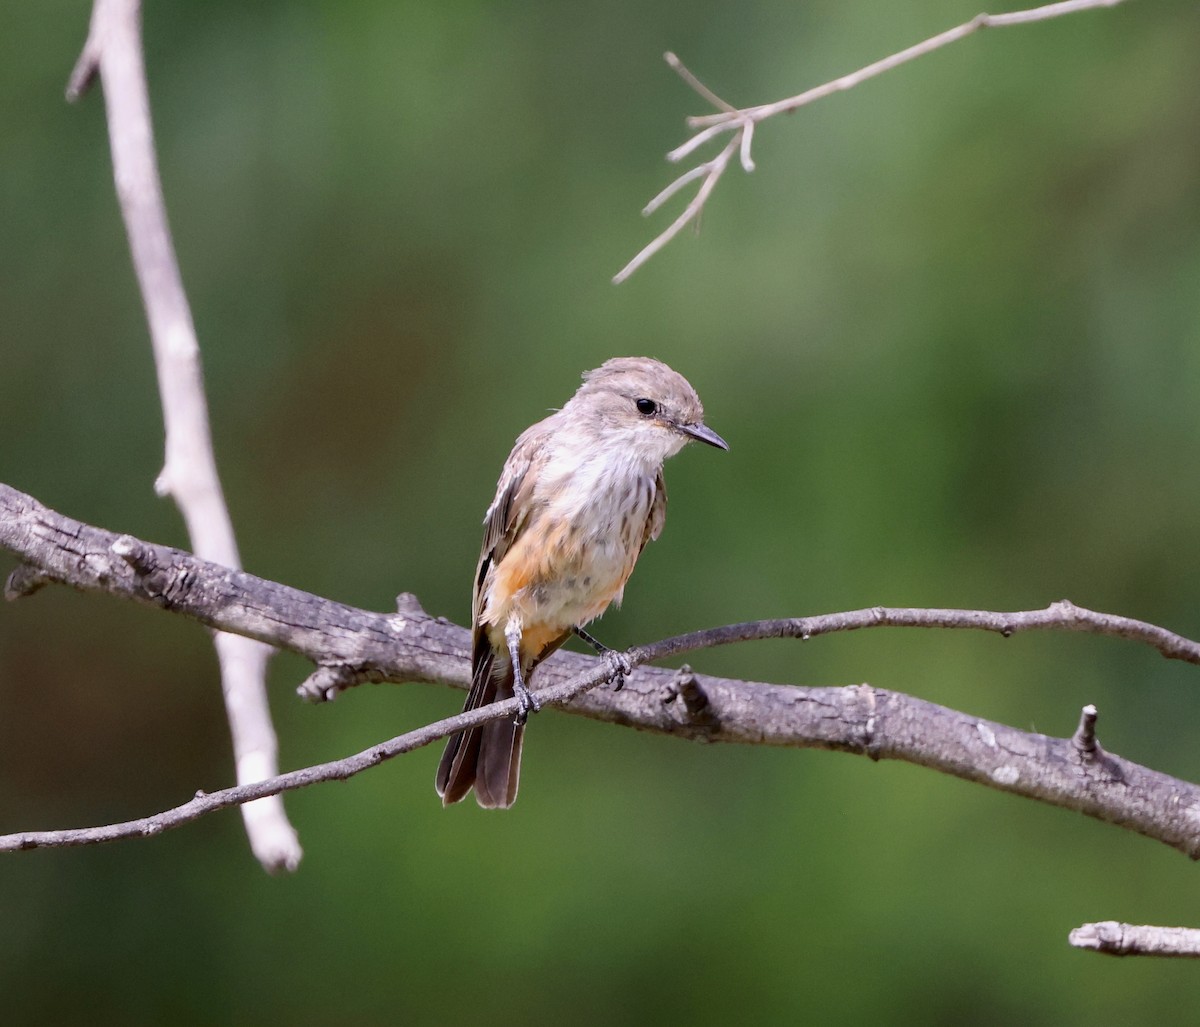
[642,469,667,550]
[472,429,547,637]
[438,430,549,807]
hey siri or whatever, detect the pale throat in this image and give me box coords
[542,428,666,518]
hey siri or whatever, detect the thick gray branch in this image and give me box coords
[5,481,1200,863]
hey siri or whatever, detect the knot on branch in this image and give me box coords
[394,592,427,616]
[112,535,195,604]
[4,564,51,600]
[1051,598,1083,622]
[1072,704,1100,756]
[662,665,718,731]
[856,684,881,760]
[111,534,157,574]
[787,617,812,641]
[298,664,374,703]
[1068,703,1126,788]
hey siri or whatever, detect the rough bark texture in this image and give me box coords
[6,480,1200,861]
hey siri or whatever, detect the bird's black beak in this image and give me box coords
[680,422,729,450]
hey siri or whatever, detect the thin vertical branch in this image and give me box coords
[67,0,300,872]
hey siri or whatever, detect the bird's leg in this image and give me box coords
[573,625,632,692]
[505,620,540,724]
[572,625,610,656]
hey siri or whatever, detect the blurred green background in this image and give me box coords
[3,0,1200,1022]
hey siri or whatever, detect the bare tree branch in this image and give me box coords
[615,0,1131,282]
[1070,922,1200,958]
[0,656,616,853]
[6,481,1200,869]
[7,482,1200,682]
[66,0,299,871]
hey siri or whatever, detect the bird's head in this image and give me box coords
[569,356,728,463]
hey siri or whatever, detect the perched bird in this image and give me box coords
[436,357,727,808]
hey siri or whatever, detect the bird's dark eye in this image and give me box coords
[635,398,657,416]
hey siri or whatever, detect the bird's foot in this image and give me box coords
[603,649,633,692]
[573,626,632,691]
[512,673,541,726]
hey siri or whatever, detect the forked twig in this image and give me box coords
[613,54,753,284]
[615,0,1130,282]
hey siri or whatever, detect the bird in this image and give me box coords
[435,356,728,808]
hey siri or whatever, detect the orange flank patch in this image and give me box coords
[483,616,567,663]
[483,513,630,660]
[490,517,578,600]
[517,620,569,660]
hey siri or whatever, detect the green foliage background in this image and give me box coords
[3,1,1200,1021]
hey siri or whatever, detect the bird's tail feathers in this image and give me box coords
[435,643,524,808]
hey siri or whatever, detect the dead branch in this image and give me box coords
[66,0,298,870]
[615,0,1131,282]
[1070,922,1200,958]
[5,482,1200,871]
